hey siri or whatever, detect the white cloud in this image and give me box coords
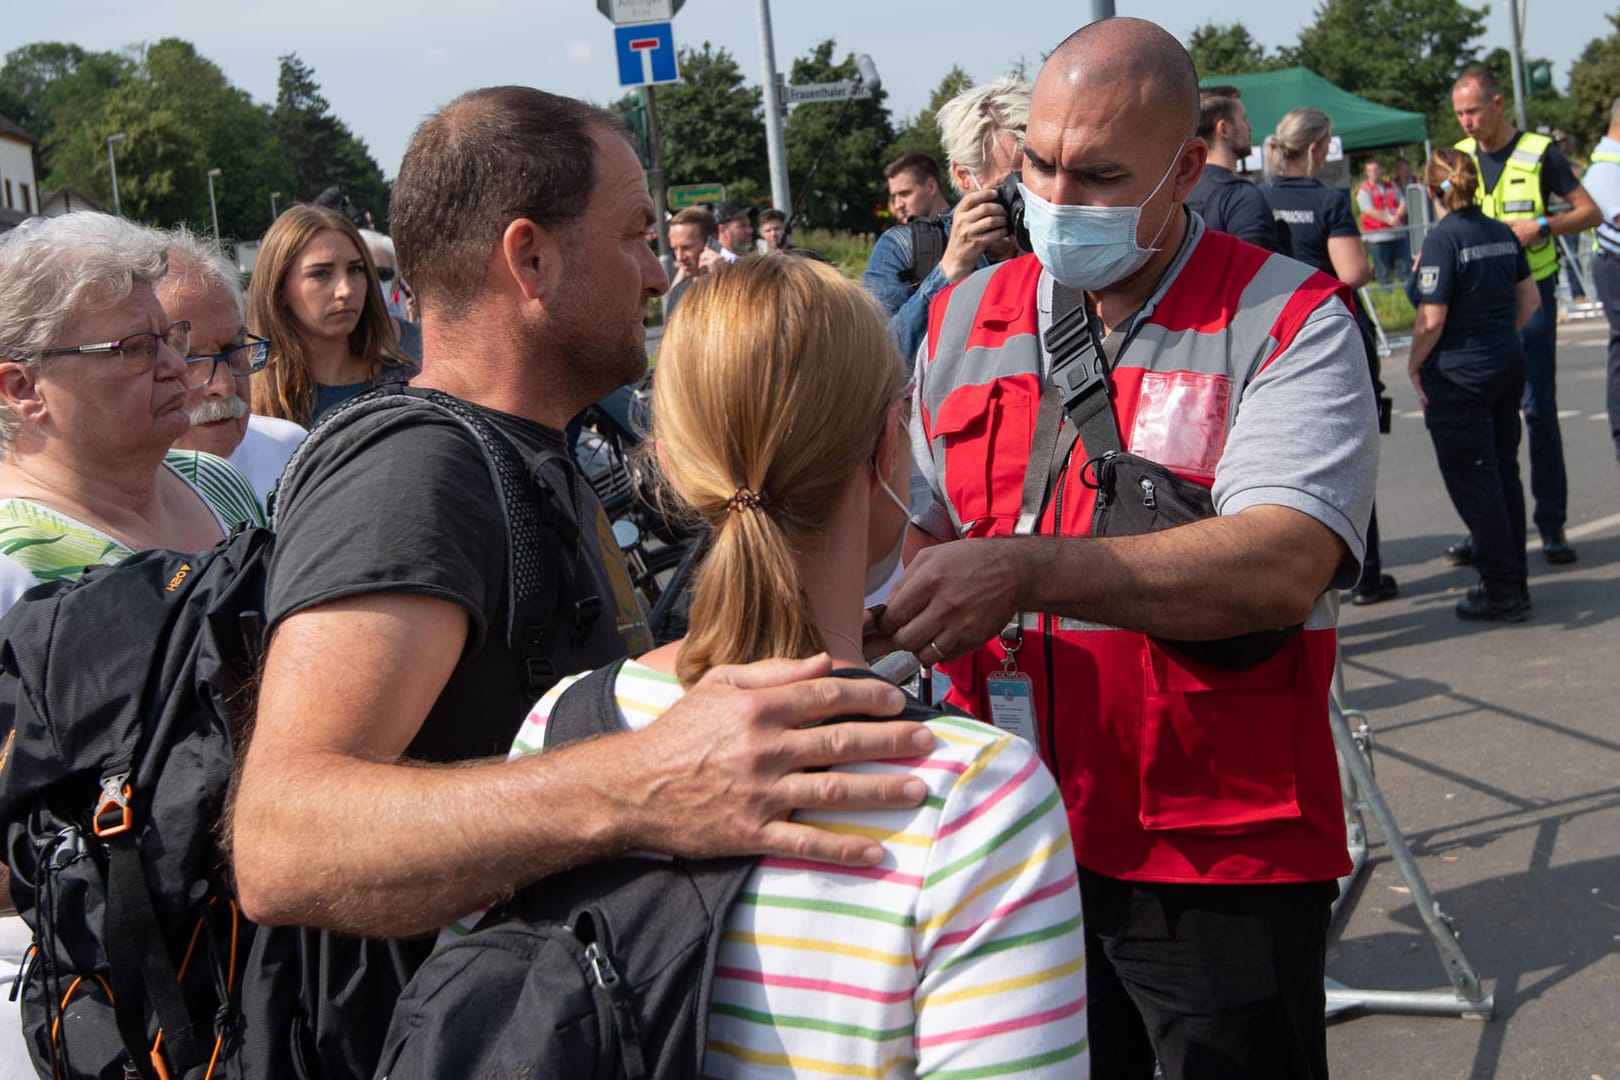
[566,39,594,65]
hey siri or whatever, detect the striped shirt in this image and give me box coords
[447,660,1089,1078]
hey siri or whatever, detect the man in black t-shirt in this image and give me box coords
[230,87,930,1078]
[1187,85,1284,252]
[1452,67,1599,563]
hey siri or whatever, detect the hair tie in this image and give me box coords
[1440,178,1452,194]
[725,485,766,513]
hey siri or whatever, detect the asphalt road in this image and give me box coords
[1326,315,1620,1079]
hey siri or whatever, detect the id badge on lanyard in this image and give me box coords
[985,623,1037,745]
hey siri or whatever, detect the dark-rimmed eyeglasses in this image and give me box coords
[183,335,270,388]
[43,321,192,373]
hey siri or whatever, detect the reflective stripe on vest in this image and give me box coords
[1457,132,1556,280]
[1591,149,1620,257]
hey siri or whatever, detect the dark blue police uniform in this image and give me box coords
[1408,206,1534,614]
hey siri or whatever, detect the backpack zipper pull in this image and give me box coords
[1139,477,1157,509]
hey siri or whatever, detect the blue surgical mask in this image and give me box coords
[1019,143,1187,291]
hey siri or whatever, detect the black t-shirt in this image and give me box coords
[266,397,651,763]
[1475,132,1583,206]
[1189,165,1282,252]
[1259,175,1359,277]
[1406,207,1531,387]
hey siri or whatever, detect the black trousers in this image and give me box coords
[1422,362,1528,587]
[1079,866,1337,1080]
[1594,252,1620,460]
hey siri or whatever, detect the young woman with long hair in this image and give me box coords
[246,203,414,426]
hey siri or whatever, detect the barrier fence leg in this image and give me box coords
[1326,652,1495,1021]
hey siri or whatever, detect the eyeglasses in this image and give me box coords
[183,335,270,388]
[376,266,396,282]
[43,321,192,373]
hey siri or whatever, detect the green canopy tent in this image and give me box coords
[1199,66,1429,151]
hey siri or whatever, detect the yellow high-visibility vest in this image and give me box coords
[1457,132,1556,281]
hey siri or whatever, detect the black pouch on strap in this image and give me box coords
[1084,451,1302,670]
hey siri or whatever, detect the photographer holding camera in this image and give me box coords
[863,78,1030,361]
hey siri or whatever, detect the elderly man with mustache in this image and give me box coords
[157,229,307,504]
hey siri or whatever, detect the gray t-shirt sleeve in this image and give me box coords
[1212,295,1378,590]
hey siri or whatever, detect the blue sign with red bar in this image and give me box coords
[614,22,678,87]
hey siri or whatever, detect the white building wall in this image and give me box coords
[0,136,39,214]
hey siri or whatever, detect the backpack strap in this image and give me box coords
[105,832,212,1080]
[542,658,630,749]
[275,384,591,696]
[903,216,948,284]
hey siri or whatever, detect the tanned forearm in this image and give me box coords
[1552,187,1601,235]
[1009,506,1343,639]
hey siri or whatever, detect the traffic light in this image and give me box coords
[1528,60,1552,95]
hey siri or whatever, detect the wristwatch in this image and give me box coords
[1536,215,1551,240]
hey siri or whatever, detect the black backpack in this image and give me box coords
[374,665,943,1080]
[0,524,272,1080]
[0,386,590,1080]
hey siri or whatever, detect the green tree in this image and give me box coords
[1186,22,1285,78]
[24,40,294,241]
[1570,13,1620,149]
[0,43,133,179]
[1286,0,1488,125]
[1476,47,1578,147]
[615,43,769,204]
[272,54,391,228]
[783,40,896,232]
[884,66,974,182]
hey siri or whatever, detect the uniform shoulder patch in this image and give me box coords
[1418,267,1440,294]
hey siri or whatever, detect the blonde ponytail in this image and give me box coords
[648,255,907,687]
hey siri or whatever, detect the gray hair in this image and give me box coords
[158,226,244,321]
[0,213,169,446]
[1611,96,1620,128]
[358,228,396,266]
[935,77,1031,195]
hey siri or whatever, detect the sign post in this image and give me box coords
[598,0,689,291]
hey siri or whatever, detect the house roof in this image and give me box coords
[0,114,36,145]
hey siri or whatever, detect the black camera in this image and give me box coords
[899,171,1031,285]
[991,170,1031,255]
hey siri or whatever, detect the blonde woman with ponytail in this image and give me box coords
[466,255,1089,1076]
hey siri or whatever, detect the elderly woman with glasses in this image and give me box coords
[0,213,264,610]
[0,211,266,1072]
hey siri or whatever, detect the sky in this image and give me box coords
[9,0,1613,181]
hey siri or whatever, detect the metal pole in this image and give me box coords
[106,133,126,217]
[755,0,791,213]
[642,85,673,277]
[1507,0,1530,132]
[1089,0,1116,21]
[270,191,281,219]
[207,168,222,242]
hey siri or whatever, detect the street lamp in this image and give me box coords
[270,191,281,219]
[106,133,127,217]
[206,168,222,241]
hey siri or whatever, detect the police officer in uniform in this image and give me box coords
[1451,65,1599,564]
[1407,149,1542,621]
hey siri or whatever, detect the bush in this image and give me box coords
[793,228,876,278]
[1363,284,1415,334]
